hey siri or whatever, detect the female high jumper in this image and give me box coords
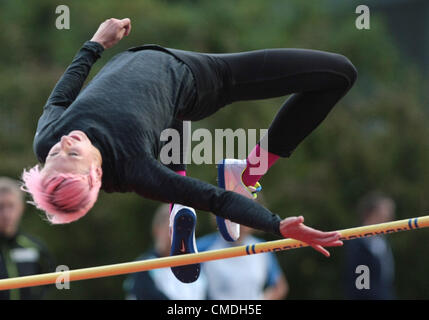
[22,18,356,283]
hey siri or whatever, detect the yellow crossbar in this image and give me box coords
[0,215,428,290]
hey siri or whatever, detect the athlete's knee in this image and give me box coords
[333,53,358,88]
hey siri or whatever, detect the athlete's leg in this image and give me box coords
[171,48,356,242]
[164,118,189,212]
[164,118,189,173]
[208,48,356,242]
[212,48,357,184]
[163,118,200,283]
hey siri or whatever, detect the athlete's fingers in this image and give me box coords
[120,18,131,36]
[312,234,341,245]
[319,231,341,238]
[303,228,340,239]
[314,239,344,247]
[330,240,344,247]
[310,244,330,257]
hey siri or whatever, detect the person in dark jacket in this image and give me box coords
[22,18,352,282]
[0,177,55,299]
[344,192,396,299]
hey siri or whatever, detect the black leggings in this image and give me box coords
[168,48,357,171]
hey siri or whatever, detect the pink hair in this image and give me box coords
[21,164,101,224]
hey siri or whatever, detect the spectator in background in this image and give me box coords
[0,177,54,300]
[123,204,207,300]
[197,199,289,300]
[344,192,396,300]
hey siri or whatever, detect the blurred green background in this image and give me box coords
[0,0,428,299]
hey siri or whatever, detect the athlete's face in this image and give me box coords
[43,130,102,178]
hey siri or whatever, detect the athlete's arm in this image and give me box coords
[130,156,343,257]
[45,41,103,108]
[130,156,283,237]
[45,18,130,108]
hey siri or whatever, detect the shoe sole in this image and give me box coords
[216,160,237,242]
[170,208,200,283]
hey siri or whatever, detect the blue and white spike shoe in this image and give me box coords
[169,204,200,283]
[216,159,262,242]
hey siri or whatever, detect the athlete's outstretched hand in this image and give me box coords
[91,18,132,49]
[280,216,343,257]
